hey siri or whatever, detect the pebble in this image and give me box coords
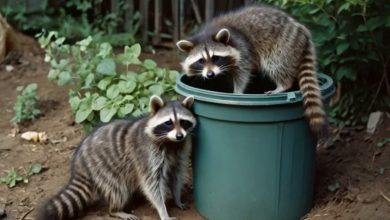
[5,65,14,72]
[0,208,6,218]
[356,194,378,204]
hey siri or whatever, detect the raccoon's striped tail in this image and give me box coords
[298,40,327,138]
[37,177,93,220]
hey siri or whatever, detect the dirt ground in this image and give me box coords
[0,49,389,220]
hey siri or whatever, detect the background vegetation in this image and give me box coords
[261,0,390,126]
[2,0,389,127]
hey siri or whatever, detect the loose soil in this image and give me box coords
[0,49,389,220]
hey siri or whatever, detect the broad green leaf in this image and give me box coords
[169,70,179,82]
[335,66,355,81]
[48,69,60,80]
[107,84,120,99]
[92,96,108,110]
[96,58,116,76]
[127,43,141,58]
[84,73,95,87]
[69,96,81,112]
[100,106,117,122]
[149,84,164,96]
[336,43,349,55]
[122,95,134,101]
[75,103,93,123]
[29,164,42,175]
[76,36,93,51]
[97,42,113,58]
[97,77,112,90]
[10,179,16,187]
[143,80,156,87]
[132,109,143,117]
[58,71,72,86]
[143,59,157,70]
[118,103,134,117]
[118,81,137,93]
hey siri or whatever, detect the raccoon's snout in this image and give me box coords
[206,71,215,78]
[176,132,184,141]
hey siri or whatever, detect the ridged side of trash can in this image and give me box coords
[175,74,335,220]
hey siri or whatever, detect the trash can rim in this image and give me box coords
[175,73,335,106]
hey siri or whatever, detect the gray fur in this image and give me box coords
[177,5,326,136]
[37,96,196,220]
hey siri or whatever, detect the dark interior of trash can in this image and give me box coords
[180,72,302,94]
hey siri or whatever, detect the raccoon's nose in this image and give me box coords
[206,71,215,78]
[176,132,184,141]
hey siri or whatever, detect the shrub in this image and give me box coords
[260,0,390,126]
[13,83,40,123]
[0,0,140,45]
[38,32,179,131]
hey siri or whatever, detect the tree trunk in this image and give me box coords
[0,13,41,63]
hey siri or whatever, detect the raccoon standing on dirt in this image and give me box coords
[37,95,196,220]
[177,5,326,136]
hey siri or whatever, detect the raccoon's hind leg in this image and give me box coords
[103,181,138,220]
[264,80,294,94]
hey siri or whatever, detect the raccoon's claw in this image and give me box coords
[176,202,189,210]
[110,211,139,220]
[264,90,275,95]
[163,217,177,220]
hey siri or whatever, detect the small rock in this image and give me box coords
[5,65,14,72]
[357,194,378,204]
[366,111,383,134]
[0,208,6,218]
[355,125,365,131]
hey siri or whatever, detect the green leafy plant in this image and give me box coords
[0,0,139,44]
[377,138,390,148]
[38,31,179,131]
[260,0,390,126]
[0,164,43,188]
[13,83,41,123]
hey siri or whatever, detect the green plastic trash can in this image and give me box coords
[175,74,335,220]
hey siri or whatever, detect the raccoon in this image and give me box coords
[177,5,326,136]
[37,95,196,220]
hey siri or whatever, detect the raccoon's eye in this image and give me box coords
[198,58,205,64]
[180,120,193,130]
[211,56,221,63]
[164,120,173,126]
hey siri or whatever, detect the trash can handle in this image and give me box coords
[287,92,296,102]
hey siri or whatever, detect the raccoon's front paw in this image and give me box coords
[265,90,276,95]
[175,201,189,210]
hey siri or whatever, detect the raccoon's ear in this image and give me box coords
[149,95,164,115]
[176,40,194,52]
[215,28,230,44]
[182,96,194,109]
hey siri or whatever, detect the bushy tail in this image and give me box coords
[37,177,93,220]
[298,40,327,138]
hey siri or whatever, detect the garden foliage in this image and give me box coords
[0,0,139,45]
[13,83,40,123]
[39,32,179,131]
[261,0,390,126]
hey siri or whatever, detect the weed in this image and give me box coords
[13,83,40,123]
[0,164,43,188]
[38,32,179,131]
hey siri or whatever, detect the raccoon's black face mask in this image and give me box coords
[177,28,241,79]
[145,96,196,142]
